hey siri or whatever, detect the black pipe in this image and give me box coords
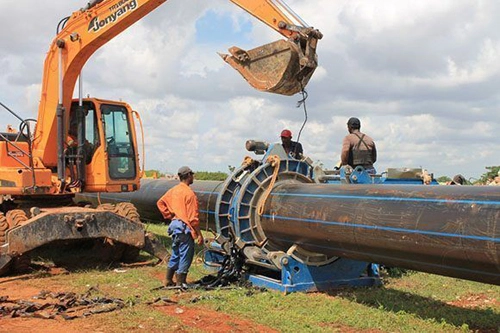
[76,179,220,231]
[262,183,500,285]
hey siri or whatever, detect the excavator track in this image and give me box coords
[6,210,31,273]
[0,204,168,276]
[94,202,145,262]
[0,212,7,244]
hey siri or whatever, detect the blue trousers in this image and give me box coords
[167,233,195,274]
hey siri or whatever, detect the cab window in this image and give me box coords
[101,104,136,180]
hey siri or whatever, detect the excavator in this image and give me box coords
[0,0,322,274]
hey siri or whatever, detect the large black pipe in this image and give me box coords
[76,179,500,285]
[263,183,500,285]
[76,179,220,230]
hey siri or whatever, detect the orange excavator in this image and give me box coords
[0,0,321,274]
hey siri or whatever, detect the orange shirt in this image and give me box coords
[156,182,200,238]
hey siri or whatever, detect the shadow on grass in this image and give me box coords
[5,232,205,280]
[26,236,173,274]
[153,233,172,250]
[329,287,499,331]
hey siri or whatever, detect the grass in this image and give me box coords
[15,224,500,332]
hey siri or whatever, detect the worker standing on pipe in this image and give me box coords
[341,117,377,174]
[157,166,204,287]
[280,129,303,159]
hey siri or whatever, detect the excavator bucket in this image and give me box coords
[220,39,317,96]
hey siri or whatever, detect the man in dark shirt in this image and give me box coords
[280,129,303,159]
[341,117,377,174]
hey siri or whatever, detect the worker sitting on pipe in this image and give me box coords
[341,117,377,174]
[280,129,303,160]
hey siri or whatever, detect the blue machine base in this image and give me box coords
[246,256,382,293]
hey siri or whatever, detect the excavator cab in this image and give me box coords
[68,99,140,193]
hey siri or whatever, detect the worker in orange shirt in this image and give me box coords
[157,166,204,287]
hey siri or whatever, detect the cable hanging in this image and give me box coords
[295,83,308,146]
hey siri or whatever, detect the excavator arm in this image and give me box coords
[33,0,169,171]
[31,0,322,188]
[230,0,308,37]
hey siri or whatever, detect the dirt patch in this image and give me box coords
[446,293,499,309]
[151,270,165,283]
[154,303,278,333]
[0,317,106,333]
[0,269,68,299]
[319,323,384,333]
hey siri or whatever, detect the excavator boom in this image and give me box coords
[33,0,168,170]
[32,0,322,171]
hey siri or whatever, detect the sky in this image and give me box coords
[0,0,499,181]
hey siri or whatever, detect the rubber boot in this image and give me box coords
[176,273,188,287]
[164,267,176,287]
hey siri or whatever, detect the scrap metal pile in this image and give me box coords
[0,287,125,320]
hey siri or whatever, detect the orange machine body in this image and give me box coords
[1,98,140,195]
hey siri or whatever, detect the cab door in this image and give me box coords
[83,100,140,193]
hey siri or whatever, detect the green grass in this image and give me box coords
[22,224,500,332]
[174,285,495,332]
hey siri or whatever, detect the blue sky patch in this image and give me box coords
[195,9,253,44]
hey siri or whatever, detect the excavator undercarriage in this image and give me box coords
[0,203,168,275]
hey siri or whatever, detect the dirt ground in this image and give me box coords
[0,269,277,333]
[446,293,500,309]
[1,268,498,332]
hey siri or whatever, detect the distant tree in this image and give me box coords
[143,169,165,178]
[436,176,451,184]
[194,171,228,181]
[478,166,500,184]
